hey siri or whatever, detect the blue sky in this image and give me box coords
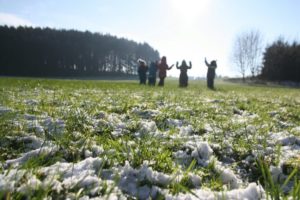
[1,0,299,77]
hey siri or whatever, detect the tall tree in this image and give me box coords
[232,30,264,81]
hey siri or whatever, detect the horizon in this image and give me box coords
[1,0,299,78]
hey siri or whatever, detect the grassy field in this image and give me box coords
[0,77,299,199]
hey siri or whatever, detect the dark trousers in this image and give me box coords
[179,73,188,87]
[207,70,215,89]
[207,78,214,89]
[158,77,165,86]
[139,74,146,84]
[148,77,156,86]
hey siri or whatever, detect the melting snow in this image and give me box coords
[6,146,58,166]
[0,106,12,114]
[165,183,264,200]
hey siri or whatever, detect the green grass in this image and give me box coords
[0,77,299,199]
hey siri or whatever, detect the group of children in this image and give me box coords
[137,56,173,87]
[137,56,217,89]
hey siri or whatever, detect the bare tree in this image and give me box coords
[233,36,247,81]
[232,30,264,81]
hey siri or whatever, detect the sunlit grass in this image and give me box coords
[0,77,299,199]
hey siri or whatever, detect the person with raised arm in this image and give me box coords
[204,58,217,89]
[157,56,174,86]
[176,60,192,87]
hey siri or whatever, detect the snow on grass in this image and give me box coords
[0,106,12,115]
[5,146,58,167]
[118,161,171,199]
[0,78,299,199]
[165,183,264,200]
[17,135,44,149]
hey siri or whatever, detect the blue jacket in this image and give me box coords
[148,62,157,78]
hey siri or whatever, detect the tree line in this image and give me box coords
[232,30,300,82]
[0,26,160,77]
[261,39,300,82]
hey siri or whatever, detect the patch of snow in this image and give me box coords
[111,129,123,137]
[42,117,65,135]
[174,141,213,167]
[44,157,103,178]
[204,123,214,132]
[215,163,240,189]
[174,106,193,114]
[90,144,104,156]
[215,183,264,200]
[137,120,157,136]
[26,120,45,134]
[131,108,160,119]
[269,111,279,117]
[280,145,300,164]
[269,132,300,146]
[24,99,39,106]
[95,111,107,119]
[17,135,44,149]
[42,176,64,193]
[24,113,37,120]
[17,175,41,194]
[0,169,27,192]
[167,118,183,128]
[6,146,58,166]
[291,126,300,134]
[37,157,104,191]
[191,142,213,165]
[277,120,294,128]
[232,115,248,124]
[84,150,93,158]
[0,106,12,115]
[179,125,193,136]
[118,161,171,199]
[107,114,126,130]
[165,183,264,200]
[206,99,223,103]
[246,125,256,134]
[233,108,243,115]
[270,166,286,184]
[63,174,100,189]
[188,173,201,187]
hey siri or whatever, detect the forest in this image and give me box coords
[0,26,160,77]
[261,39,300,82]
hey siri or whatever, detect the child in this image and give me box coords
[148,61,158,86]
[204,58,217,89]
[176,60,192,87]
[137,59,148,84]
[157,56,173,86]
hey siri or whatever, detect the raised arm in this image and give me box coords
[204,58,210,67]
[176,62,180,69]
[168,64,174,70]
[188,61,192,69]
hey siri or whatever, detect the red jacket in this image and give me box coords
[158,62,172,78]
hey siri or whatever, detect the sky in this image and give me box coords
[0,0,300,77]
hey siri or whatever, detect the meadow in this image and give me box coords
[0,77,299,200]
